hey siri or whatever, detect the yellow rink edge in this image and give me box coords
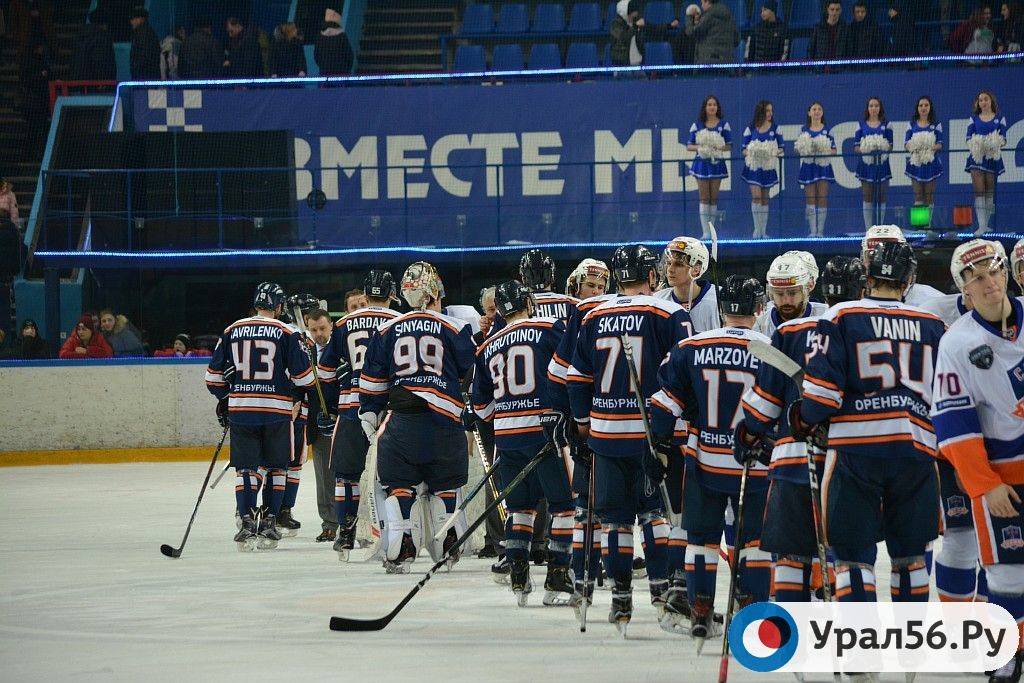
[0,446,231,467]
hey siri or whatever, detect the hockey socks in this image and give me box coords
[602,525,634,580]
[975,196,989,232]
[640,513,670,582]
[263,468,286,515]
[235,468,262,516]
[667,526,687,577]
[571,518,601,582]
[698,204,712,238]
[815,207,827,236]
[835,563,877,601]
[805,204,816,235]
[774,557,813,602]
[548,511,573,566]
[891,558,930,601]
[334,478,361,526]
[283,465,302,509]
[735,542,772,604]
[685,544,719,606]
[506,510,536,562]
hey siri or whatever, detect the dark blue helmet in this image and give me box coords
[494,280,535,317]
[253,282,286,311]
[610,244,659,286]
[820,256,866,305]
[364,269,397,302]
[867,242,917,286]
[718,275,765,317]
[287,292,321,316]
[519,249,555,292]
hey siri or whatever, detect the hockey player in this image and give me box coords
[1013,238,1024,294]
[741,256,865,605]
[784,250,820,293]
[654,236,721,333]
[567,244,692,636]
[861,224,943,306]
[205,282,315,550]
[566,258,610,300]
[796,242,945,604]
[652,275,773,644]
[359,262,476,573]
[755,253,828,338]
[932,239,1024,683]
[493,249,579,335]
[471,280,573,606]
[318,270,400,560]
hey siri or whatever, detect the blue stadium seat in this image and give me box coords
[568,3,601,33]
[528,43,562,69]
[532,4,565,33]
[602,42,612,66]
[566,42,600,68]
[644,41,673,66]
[461,4,493,34]
[497,4,529,33]
[789,36,809,60]
[644,1,675,25]
[603,4,617,32]
[789,1,822,29]
[453,44,487,72]
[492,43,525,70]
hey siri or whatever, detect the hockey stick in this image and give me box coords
[580,458,596,633]
[329,442,554,632]
[620,335,681,527]
[160,425,229,558]
[433,454,501,540]
[462,391,508,525]
[707,221,723,327]
[209,461,232,490]
[718,459,750,683]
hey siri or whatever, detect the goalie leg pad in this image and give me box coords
[426,490,464,560]
[383,488,417,561]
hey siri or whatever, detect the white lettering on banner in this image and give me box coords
[660,128,690,193]
[294,137,312,200]
[431,134,473,198]
[470,132,519,196]
[594,129,653,194]
[321,136,379,200]
[521,132,564,196]
[386,135,429,199]
[827,121,862,189]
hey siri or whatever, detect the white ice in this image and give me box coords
[0,462,966,682]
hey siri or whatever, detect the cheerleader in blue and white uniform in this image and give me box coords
[853,96,893,231]
[965,89,1007,235]
[903,95,943,229]
[687,95,732,238]
[795,101,836,238]
[740,100,783,238]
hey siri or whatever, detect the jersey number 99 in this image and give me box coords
[394,335,444,376]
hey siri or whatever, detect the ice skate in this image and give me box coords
[530,547,548,566]
[383,534,416,574]
[541,565,573,606]
[333,520,356,562]
[276,507,300,538]
[234,515,257,552]
[491,555,510,585]
[570,580,594,625]
[659,574,691,634]
[441,528,460,572]
[315,527,336,543]
[256,514,282,550]
[691,594,715,654]
[608,575,632,638]
[990,652,1022,683]
[631,555,647,579]
[510,559,532,607]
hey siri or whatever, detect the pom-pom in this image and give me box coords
[744,139,780,171]
[695,129,727,162]
[907,130,936,167]
[859,133,891,163]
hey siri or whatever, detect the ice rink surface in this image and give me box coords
[0,462,970,682]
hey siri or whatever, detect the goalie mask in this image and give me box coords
[951,239,1008,291]
[567,258,610,298]
[401,262,444,310]
[662,236,710,279]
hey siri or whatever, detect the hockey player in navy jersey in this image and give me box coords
[796,242,945,604]
[205,282,315,550]
[567,244,692,636]
[471,280,573,606]
[359,262,476,573]
[861,224,943,307]
[755,253,828,338]
[565,258,610,300]
[318,270,400,560]
[654,236,721,334]
[741,256,865,605]
[494,250,579,336]
[652,275,772,644]
[932,239,1024,683]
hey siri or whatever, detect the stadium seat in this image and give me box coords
[532,4,565,33]
[788,1,822,29]
[568,3,601,33]
[789,36,809,60]
[644,41,674,66]
[644,1,675,26]
[461,4,494,34]
[453,44,487,72]
[492,43,526,70]
[528,43,562,69]
[566,42,600,68]
[602,42,612,66]
[496,4,529,33]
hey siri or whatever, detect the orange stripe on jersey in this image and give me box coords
[567,375,593,383]
[412,385,465,408]
[231,392,293,400]
[805,374,840,391]
[682,337,750,348]
[495,426,544,436]
[753,385,784,406]
[698,442,733,455]
[834,306,942,323]
[230,406,293,415]
[591,430,645,439]
[741,400,773,424]
[588,305,672,320]
[500,407,548,417]
[698,462,769,477]
[591,411,643,420]
[940,436,1005,498]
[831,410,934,432]
[806,393,841,409]
[780,320,818,333]
[547,370,566,385]
[993,461,1024,487]
[361,373,388,383]
[651,397,674,414]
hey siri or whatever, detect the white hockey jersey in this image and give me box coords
[931,297,1024,500]
[904,282,944,307]
[654,280,720,334]
[755,301,829,338]
[921,293,970,326]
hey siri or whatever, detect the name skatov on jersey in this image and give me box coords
[870,316,921,341]
[597,315,644,334]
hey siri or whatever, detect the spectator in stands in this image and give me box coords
[71,11,117,81]
[19,38,51,147]
[847,1,885,58]
[160,25,185,80]
[0,178,19,228]
[949,6,994,54]
[224,17,263,78]
[609,0,680,66]
[7,319,48,359]
[888,0,920,56]
[746,0,788,62]
[809,0,850,61]
[99,309,145,356]
[270,22,307,77]
[8,0,53,60]
[129,7,160,80]
[95,0,133,42]
[997,2,1024,52]
[314,8,354,75]
[59,315,113,359]
[344,288,367,313]
[686,0,738,65]
[153,333,211,357]
[180,20,221,79]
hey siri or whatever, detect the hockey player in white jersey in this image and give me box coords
[754,253,828,338]
[654,236,721,333]
[1013,238,1024,294]
[932,239,1024,683]
[861,224,943,306]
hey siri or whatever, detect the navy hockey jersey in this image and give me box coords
[801,297,946,460]
[546,293,617,414]
[741,317,825,485]
[567,295,692,457]
[652,327,770,492]
[205,315,314,425]
[319,306,400,420]
[472,317,565,449]
[492,291,579,335]
[359,309,476,426]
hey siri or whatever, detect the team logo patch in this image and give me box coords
[729,602,799,673]
[1008,357,1024,418]
[945,495,968,517]
[1001,526,1024,550]
[970,345,994,370]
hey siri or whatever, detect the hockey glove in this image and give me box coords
[787,399,814,442]
[570,441,594,468]
[733,422,772,467]
[335,357,352,387]
[316,410,337,437]
[652,432,677,467]
[540,411,564,444]
[461,405,477,432]
[359,411,381,442]
[221,363,236,389]
[216,397,230,429]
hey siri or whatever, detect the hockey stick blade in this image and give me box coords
[329,443,553,632]
[158,426,228,559]
[159,544,182,558]
[747,340,804,386]
[209,462,231,490]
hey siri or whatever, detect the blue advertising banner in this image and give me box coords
[128,66,1024,246]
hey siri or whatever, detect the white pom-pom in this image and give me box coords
[907,130,936,167]
[794,132,814,158]
[811,134,833,166]
[967,134,987,164]
[859,133,891,163]
[744,139,779,172]
[695,129,726,161]
[982,131,1005,161]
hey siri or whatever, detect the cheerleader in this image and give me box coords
[853,96,893,231]
[965,89,1007,235]
[903,96,943,230]
[740,100,783,238]
[795,101,836,238]
[687,95,732,239]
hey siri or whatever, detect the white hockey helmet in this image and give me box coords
[766,253,812,294]
[401,261,444,310]
[861,225,906,261]
[950,239,1008,291]
[663,236,710,277]
[784,250,819,286]
[567,258,610,297]
[1012,238,1024,288]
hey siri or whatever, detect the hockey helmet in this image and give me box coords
[567,258,610,297]
[861,225,906,262]
[364,269,398,302]
[718,275,765,317]
[766,253,812,293]
[950,239,1008,291]
[253,282,286,311]
[401,261,444,310]
[1012,238,1024,290]
[287,292,322,316]
[494,280,536,318]
[611,244,660,286]
[519,249,556,292]
[783,250,819,285]
[662,236,710,277]
[867,241,917,286]
[820,256,866,305]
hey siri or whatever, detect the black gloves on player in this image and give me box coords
[216,397,230,428]
[787,399,828,451]
[733,422,772,467]
[652,432,677,466]
[316,410,337,437]
[540,411,564,444]
[461,405,477,432]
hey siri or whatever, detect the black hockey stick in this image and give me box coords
[462,392,508,526]
[433,454,501,540]
[718,460,750,683]
[579,458,596,633]
[329,442,554,632]
[160,425,229,558]
[209,461,232,490]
